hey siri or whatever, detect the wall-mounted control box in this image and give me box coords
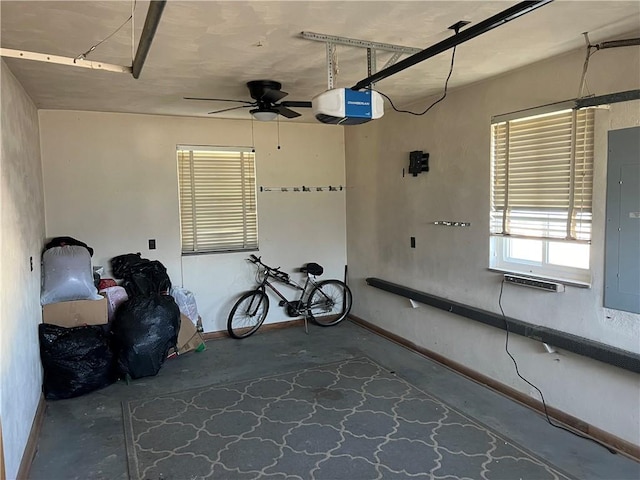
[409,151,429,176]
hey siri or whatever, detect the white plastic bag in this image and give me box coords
[170,286,199,325]
[99,286,129,323]
[41,246,102,305]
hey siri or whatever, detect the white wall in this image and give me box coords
[345,42,640,445]
[38,112,347,333]
[0,60,46,479]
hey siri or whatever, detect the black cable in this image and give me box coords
[367,45,457,116]
[75,1,137,62]
[499,279,617,454]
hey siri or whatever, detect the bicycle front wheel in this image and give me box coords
[307,280,352,326]
[227,290,269,339]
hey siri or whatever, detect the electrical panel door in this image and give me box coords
[604,126,640,313]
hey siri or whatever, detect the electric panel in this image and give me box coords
[604,126,640,313]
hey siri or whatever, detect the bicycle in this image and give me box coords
[227,255,352,339]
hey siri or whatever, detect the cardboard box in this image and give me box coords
[42,296,108,327]
[176,314,205,355]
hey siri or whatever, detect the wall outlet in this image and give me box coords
[149,239,156,250]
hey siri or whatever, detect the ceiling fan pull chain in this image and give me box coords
[277,117,281,150]
[251,118,255,152]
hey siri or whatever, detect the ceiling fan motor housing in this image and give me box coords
[247,80,284,103]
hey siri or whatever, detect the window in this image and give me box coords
[177,146,257,254]
[490,108,594,284]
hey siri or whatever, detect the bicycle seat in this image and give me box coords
[300,262,323,276]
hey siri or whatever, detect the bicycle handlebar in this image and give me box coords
[248,255,291,283]
[248,255,275,271]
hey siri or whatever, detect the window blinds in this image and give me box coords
[491,108,594,242]
[177,147,257,253]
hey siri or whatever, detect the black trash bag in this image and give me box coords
[110,253,147,279]
[122,261,171,297]
[39,324,117,400]
[44,236,94,256]
[110,254,171,297]
[111,294,180,379]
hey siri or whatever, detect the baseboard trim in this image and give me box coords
[16,393,46,480]
[348,314,640,461]
[202,319,304,341]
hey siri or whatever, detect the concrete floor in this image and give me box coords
[29,321,639,480]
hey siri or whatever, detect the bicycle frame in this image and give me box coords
[255,267,319,316]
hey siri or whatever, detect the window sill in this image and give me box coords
[488,268,591,289]
[182,248,259,257]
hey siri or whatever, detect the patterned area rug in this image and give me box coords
[123,357,573,480]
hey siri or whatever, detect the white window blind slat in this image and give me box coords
[177,147,258,253]
[491,108,594,241]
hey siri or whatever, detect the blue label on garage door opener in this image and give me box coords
[344,90,372,118]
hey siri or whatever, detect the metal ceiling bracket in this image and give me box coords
[383,52,402,70]
[326,43,336,90]
[302,30,421,89]
[0,48,132,73]
[367,48,377,87]
[301,31,422,55]
[351,0,555,90]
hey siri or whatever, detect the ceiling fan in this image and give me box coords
[185,80,312,121]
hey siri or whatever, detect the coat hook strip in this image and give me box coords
[259,185,345,192]
[432,221,471,227]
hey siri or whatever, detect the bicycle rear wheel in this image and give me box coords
[227,290,269,339]
[307,280,352,326]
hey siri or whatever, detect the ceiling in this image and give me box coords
[1,1,639,123]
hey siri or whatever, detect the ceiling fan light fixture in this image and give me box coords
[250,108,279,121]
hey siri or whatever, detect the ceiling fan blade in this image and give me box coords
[184,97,254,105]
[208,105,252,115]
[280,100,312,108]
[275,106,301,119]
[261,89,288,104]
